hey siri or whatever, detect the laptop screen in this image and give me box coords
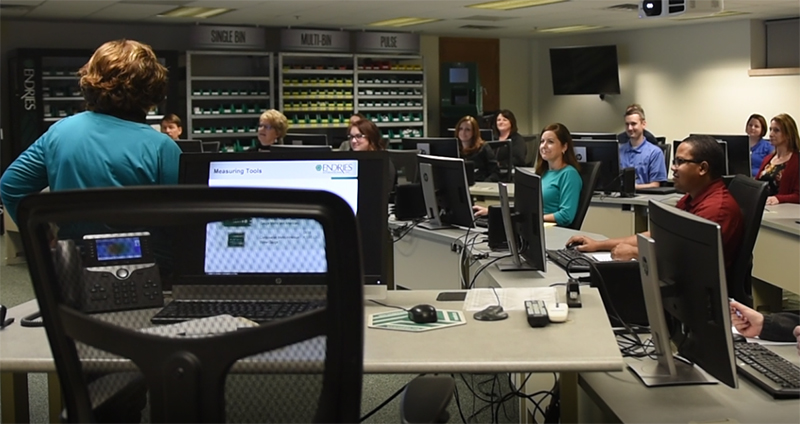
[204,159,358,275]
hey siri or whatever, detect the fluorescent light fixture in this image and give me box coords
[537,25,604,33]
[468,0,565,11]
[671,10,749,21]
[368,17,440,27]
[157,6,231,19]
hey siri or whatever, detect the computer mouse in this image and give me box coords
[473,305,508,321]
[732,333,747,343]
[548,302,569,323]
[408,304,438,324]
[566,241,582,250]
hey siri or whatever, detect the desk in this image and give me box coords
[752,204,800,307]
[1,289,623,423]
[469,182,680,239]
[391,223,604,290]
[578,345,800,423]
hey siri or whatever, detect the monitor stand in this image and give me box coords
[496,258,538,272]
[630,234,717,387]
[364,284,388,301]
[419,163,451,230]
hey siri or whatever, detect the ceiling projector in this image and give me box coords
[639,0,724,19]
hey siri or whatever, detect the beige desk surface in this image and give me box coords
[469,182,681,207]
[579,345,800,423]
[1,289,623,375]
[762,203,800,236]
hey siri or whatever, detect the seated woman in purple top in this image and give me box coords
[746,113,774,177]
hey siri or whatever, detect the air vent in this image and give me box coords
[606,3,640,11]
[459,25,503,30]
[458,15,515,21]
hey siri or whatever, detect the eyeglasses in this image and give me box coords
[672,157,702,166]
[257,124,273,130]
[347,134,367,140]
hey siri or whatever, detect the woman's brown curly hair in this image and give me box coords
[79,39,168,116]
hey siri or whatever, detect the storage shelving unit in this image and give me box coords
[186,51,273,150]
[355,54,425,140]
[278,52,355,131]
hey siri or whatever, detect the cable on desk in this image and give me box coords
[391,219,425,243]
[368,299,407,312]
[468,255,511,289]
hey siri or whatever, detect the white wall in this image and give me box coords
[532,20,800,143]
[499,38,533,134]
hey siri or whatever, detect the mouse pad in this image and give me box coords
[368,310,466,332]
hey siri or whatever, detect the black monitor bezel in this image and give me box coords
[573,139,620,192]
[690,134,751,177]
[417,154,475,229]
[283,133,329,146]
[511,168,547,271]
[401,138,460,158]
[176,151,389,287]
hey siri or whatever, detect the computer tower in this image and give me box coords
[620,167,636,197]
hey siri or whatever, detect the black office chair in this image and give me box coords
[18,186,453,423]
[656,142,671,176]
[726,175,769,307]
[566,161,601,230]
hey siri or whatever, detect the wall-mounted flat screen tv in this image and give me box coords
[550,45,621,96]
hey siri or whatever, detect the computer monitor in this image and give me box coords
[571,132,617,141]
[417,155,475,230]
[632,200,737,388]
[480,129,495,141]
[572,139,620,192]
[177,151,390,299]
[176,140,203,153]
[401,138,460,158]
[201,141,221,153]
[388,150,420,183]
[283,133,329,146]
[691,134,751,177]
[269,145,333,152]
[674,139,729,175]
[495,168,546,272]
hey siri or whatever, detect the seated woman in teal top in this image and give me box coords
[473,122,583,227]
[536,123,583,226]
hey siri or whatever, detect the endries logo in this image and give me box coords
[316,163,354,174]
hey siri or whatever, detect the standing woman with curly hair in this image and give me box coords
[1,39,182,225]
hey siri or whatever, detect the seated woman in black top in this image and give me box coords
[493,109,528,169]
[456,115,499,182]
[348,118,397,198]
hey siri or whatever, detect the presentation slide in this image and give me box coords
[207,160,359,213]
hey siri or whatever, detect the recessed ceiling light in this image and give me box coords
[157,6,231,19]
[368,17,441,27]
[468,0,566,11]
[671,10,749,21]
[537,25,604,33]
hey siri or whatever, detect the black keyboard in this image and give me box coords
[151,300,325,324]
[546,248,595,273]
[735,342,800,399]
[474,216,489,228]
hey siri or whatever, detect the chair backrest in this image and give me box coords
[522,134,539,167]
[726,175,769,306]
[567,161,601,230]
[656,142,671,175]
[17,186,364,423]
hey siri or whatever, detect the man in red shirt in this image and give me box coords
[566,135,744,273]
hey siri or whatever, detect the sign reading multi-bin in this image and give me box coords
[191,26,266,50]
[280,29,350,52]
[355,32,420,54]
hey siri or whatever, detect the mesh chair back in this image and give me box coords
[17,186,364,423]
[568,161,601,230]
[726,175,768,306]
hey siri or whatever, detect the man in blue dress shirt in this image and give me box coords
[619,104,667,189]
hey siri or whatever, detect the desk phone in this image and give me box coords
[77,232,164,313]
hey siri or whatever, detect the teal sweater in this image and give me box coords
[1,111,182,224]
[541,165,582,227]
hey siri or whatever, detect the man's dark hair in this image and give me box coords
[681,134,725,179]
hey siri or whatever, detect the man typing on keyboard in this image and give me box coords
[731,300,800,355]
[565,135,744,275]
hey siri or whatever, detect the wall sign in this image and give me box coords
[355,32,420,54]
[280,29,350,52]
[191,26,266,50]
